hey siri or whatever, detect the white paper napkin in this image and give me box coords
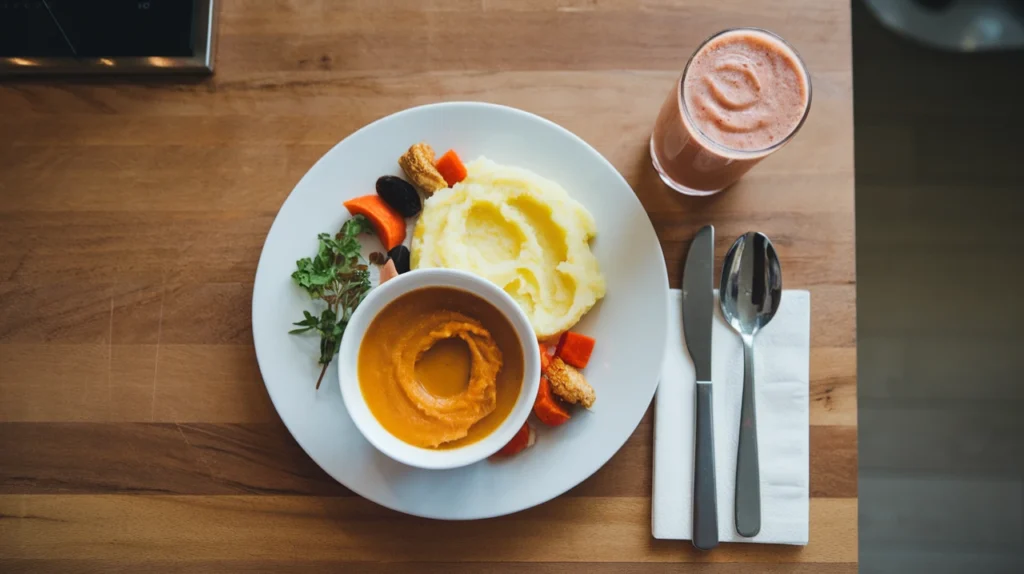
[652,289,811,544]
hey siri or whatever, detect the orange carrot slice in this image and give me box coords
[539,343,552,374]
[435,149,468,187]
[494,422,534,457]
[534,376,571,427]
[343,195,406,251]
[379,259,398,285]
[555,331,596,369]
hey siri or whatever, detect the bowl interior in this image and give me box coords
[338,268,541,470]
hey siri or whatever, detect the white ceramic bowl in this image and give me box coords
[337,268,541,470]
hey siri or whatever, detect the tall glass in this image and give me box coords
[650,28,812,196]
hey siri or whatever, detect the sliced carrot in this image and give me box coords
[534,376,571,427]
[379,259,398,285]
[555,331,596,369]
[343,195,406,251]
[494,422,534,457]
[539,343,552,374]
[435,149,468,187]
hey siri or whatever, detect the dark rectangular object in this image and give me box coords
[0,0,216,74]
[0,1,75,57]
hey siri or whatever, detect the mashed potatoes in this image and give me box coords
[411,158,605,339]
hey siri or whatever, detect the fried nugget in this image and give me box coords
[546,357,596,408]
[399,142,448,195]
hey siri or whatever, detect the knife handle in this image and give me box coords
[692,381,719,550]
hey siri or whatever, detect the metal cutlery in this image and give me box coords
[719,232,783,538]
[682,224,718,550]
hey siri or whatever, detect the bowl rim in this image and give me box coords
[337,268,542,470]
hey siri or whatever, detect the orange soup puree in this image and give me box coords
[358,287,524,449]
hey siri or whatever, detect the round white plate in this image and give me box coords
[252,102,669,519]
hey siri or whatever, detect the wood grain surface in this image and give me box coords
[0,0,857,571]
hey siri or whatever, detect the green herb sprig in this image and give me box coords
[290,215,374,389]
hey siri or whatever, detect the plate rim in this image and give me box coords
[252,101,670,520]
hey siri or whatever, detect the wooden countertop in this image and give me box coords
[0,0,857,571]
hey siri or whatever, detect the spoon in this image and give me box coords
[720,232,782,538]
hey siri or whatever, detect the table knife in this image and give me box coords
[683,224,718,550]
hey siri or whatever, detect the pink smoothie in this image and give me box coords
[651,29,811,194]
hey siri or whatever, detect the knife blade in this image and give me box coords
[683,225,714,382]
[682,224,718,550]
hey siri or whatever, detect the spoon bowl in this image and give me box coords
[719,231,783,539]
[720,232,783,337]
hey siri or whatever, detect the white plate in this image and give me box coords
[252,102,669,519]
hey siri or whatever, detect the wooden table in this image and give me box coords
[0,0,857,571]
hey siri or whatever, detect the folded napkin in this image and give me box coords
[652,289,811,544]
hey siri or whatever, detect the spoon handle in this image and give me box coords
[736,336,761,537]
